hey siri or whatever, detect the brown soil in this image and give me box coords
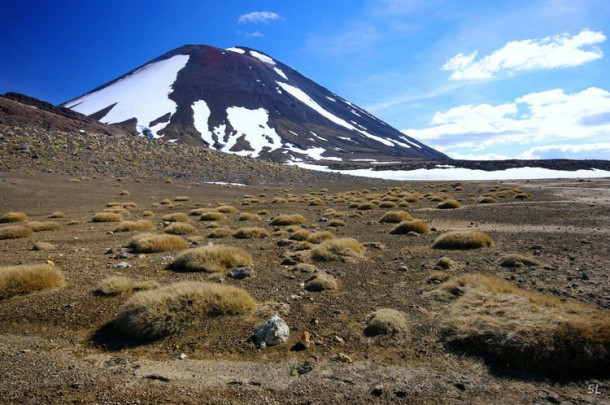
[1,129,609,403]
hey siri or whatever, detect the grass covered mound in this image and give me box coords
[390,220,430,235]
[436,199,461,209]
[378,211,413,224]
[438,274,610,376]
[311,238,365,262]
[0,225,35,240]
[0,264,66,300]
[163,222,198,235]
[0,212,28,223]
[94,276,160,296]
[270,214,307,226]
[233,227,271,239]
[113,281,256,340]
[432,230,493,249]
[127,233,188,253]
[364,308,408,337]
[92,212,123,222]
[169,245,252,273]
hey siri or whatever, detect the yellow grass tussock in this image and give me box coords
[0,212,28,223]
[0,226,35,240]
[304,272,338,291]
[163,222,199,235]
[364,308,408,337]
[432,231,493,249]
[436,199,462,209]
[379,211,413,224]
[200,211,227,221]
[25,221,62,232]
[94,276,160,296]
[169,245,252,273]
[127,233,188,253]
[270,214,307,226]
[390,220,430,235]
[92,212,123,223]
[306,231,336,244]
[207,227,236,238]
[162,212,189,223]
[0,264,66,300]
[233,227,271,239]
[238,213,261,221]
[311,238,365,262]
[328,219,347,227]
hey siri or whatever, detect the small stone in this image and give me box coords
[162,256,174,262]
[176,353,187,360]
[112,261,131,269]
[372,384,383,397]
[397,265,409,272]
[334,335,345,344]
[115,251,130,259]
[318,217,328,223]
[227,267,254,279]
[254,315,290,348]
[334,352,352,363]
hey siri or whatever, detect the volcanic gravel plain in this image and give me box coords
[1,126,609,404]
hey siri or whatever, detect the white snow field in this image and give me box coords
[287,162,610,181]
[223,107,283,158]
[65,55,190,137]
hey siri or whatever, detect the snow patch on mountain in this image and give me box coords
[65,54,190,137]
[192,100,214,146]
[224,107,282,158]
[250,50,275,65]
[273,67,288,80]
[226,47,245,54]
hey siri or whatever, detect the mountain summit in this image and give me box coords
[64,44,447,163]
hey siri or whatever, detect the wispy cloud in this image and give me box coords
[404,87,610,155]
[246,31,263,38]
[442,29,606,80]
[238,11,283,24]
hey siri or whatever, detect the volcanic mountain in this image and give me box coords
[63,44,447,163]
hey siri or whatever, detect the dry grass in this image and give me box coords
[328,219,347,227]
[233,227,271,239]
[379,211,413,224]
[94,276,160,296]
[270,214,307,226]
[238,213,261,221]
[142,210,154,217]
[379,201,398,208]
[306,231,336,244]
[432,231,493,249]
[162,213,189,223]
[169,245,253,273]
[173,196,191,201]
[48,211,66,218]
[0,264,65,300]
[304,272,338,291]
[25,221,62,232]
[103,207,130,217]
[92,212,123,223]
[163,222,199,235]
[438,274,610,375]
[113,281,256,340]
[272,197,288,204]
[207,227,235,238]
[32,241,55,251]
[356,202,377,211]
[364,309,408,337]
[127,233,188,253]
[114,220,156,232]
[390,220,430,235]
[290,263,319,273]
[200,211,227,221]
[0,212,28,223]
[0,226,35,240]
[436,199,462,209]
[216,205,238,214]
[311,238,365,262]
[478,196,497,204]
[288,229,311,241]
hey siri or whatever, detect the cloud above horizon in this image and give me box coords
[442,29,606,80]
[404,87,610,159]
[238,11,283,24]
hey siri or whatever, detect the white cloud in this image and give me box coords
[246,31,263,38]
[521,143,610,159]
[442,29,606,80]
[403,87,610,157]
[238,11,283,24]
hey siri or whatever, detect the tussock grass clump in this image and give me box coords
[163,222,199,235]
[174,196,191,201]
[379,201,398,208]
[48,211,66,218]
[200,211,227,221]
[289,229,311,241]
[142,210,154,217]
[189,208,208,216]
[290,263,319,273]
[113,282,255,340]
[258,209,270,216]
[162,213,189,223]
[356,202,377,210]
[127,233,188,253]
[438,274,610,375]
[379,211,413,224]
[270,214,307,226]
[238,213,261,221]
[103,207,130,217]
[0,212,28,223]
[233,227,271,239]
[364,309,408,337]
[328,219,347,227]
[94,276,160,296]
[92,212,123,223]
[514,193,531,200]
[305,273,338,291]
[0,264,65,300]
[0,226,35,240]
[437,257,456,269]
[217,205,238,214]
[311,238,365,262]
[432,231,493,250]
[207,227,235,238]
[390,220,430,235]
[478,196,497,204]
[497,254,540,268]
[272,197,288,204]
[32,241,55,251]
[25,221,62,232]
[114,220,156,232]
[306,231,336,244]
[119,190,130,196]
[436,199,462,209]
[169,245,252,273]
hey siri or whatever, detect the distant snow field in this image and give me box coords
[288,162,610,181]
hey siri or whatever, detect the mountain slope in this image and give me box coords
[64,44,448,163]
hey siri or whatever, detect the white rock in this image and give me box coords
[255,315,289,348]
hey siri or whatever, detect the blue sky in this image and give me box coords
[1,0,609,159]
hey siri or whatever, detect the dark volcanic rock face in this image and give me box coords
[63,44,447,163]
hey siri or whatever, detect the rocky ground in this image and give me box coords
[0,126,609,404]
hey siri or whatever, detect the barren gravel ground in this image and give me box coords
[1,171,609,404]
